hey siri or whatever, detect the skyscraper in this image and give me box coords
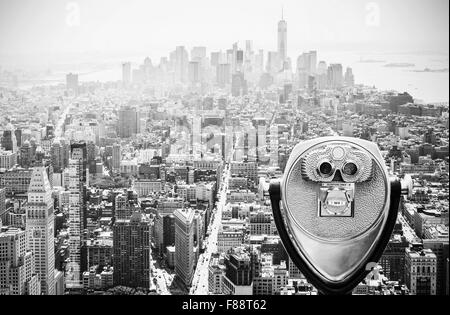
[423,239,449,295]
[210,52,221,67]
[255,49,265,73]
[0,188,5,225]
[51,138,70,173]
[1,126,17,153]
[379,233,409,283]
[66,73,79,95]
[405,247,437,295]
[0,227,40,295]
[327,64,344,89]
[113,212,151,289]
[245,40,253,59]
[14,129,22,148]
[192,116,202,154]
[236,50,244,73]
[317,61,328,89]
[66,143,88,288]
[344,67,355,87]
[217,63,231,87]
[86,141,96,175]
[174,208,197,288]
[265,51,275,74]
[20,140,33,168]
[122,62,131,86]
[191,46,207,62]
[277,10,287,68]
[231,72,248,97]
[0,150,17,170]
[269,125,279,167]
[26,167,55,295]
[222,248,253,295]
[308,51,317,74]
[257,124,267,159]
[225,125,234,163]
[112,144,121,173]
[155,213,176,254]
[188,61,200,84]
[245,126,257,162]
[163,214,176,250]
[173,46,189,83]
[115,193,131,220]
[296,51,317,76]
[118,106,139,138]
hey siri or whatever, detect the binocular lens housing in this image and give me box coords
[319,162,333,176]
[270,137,402,295]
[343,162,358,176]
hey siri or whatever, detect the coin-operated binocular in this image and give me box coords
[269,137,412,295]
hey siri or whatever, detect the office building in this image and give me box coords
[122,62,131,86]
[174,208,197,288]
[113,212,151,289]
[0,150,17,170]
[192,116,202,153]
[19,140,33,168]
[26,167,55,295]
[155,213,176,254]
[423,239,449,295]
[188,61,200,84]
[173,46,189,83]
[66,143,88,288]
[208,254,226,294]
[115,193,131,220]
[0,227,40,295]
[277,11,287,67]
[344,67,355,87]
[85,239,113,269]
[217,63,231,87]
[253,256,288,295]
[231,72,248,97]
[118,106,139,138]
[327,64,344,89]
[222,248,253,295]
[112,144,121,173]
[0,167,33,197]
[296,51,317,75]
[230,161,258,182]
[249,211,273,236]
[14,129,22,148]
[379,234,409,283]
[0,188,5,225]
[1,128,17,153]
[66,73,79,95]
[405,247,437,295]
[218,226,245,254]
[51,138,70,173]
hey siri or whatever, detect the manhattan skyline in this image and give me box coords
[0,0,448,298]
[0,0,448,62]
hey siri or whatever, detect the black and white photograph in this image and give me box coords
[0,0,448,302]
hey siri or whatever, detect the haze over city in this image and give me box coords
[0,0,448,299]
[0,0,448,62]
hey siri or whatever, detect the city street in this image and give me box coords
[0,0,446,299]
[55,102,73,138]
[189,139,237,295]
[151,254,176,295]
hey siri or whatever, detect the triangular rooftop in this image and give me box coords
[28,167,52,193]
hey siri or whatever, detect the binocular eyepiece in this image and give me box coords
[269,137,411,295]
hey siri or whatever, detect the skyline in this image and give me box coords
[0,0,448,297]
[0,0,448,67]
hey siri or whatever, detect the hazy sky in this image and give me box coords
[0,0,448,62]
